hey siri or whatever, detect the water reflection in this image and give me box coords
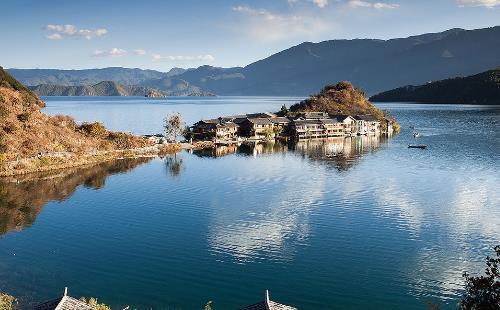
[163,154,185,177]
[207,158,325,263]
[193,135,387,171]
[290,136,387,171]
[0,158,151,236]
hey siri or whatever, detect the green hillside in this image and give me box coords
[370,69,500,104]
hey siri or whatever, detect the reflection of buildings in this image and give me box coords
[291,136,385,170]
[192,111,392,142]
[193,144,239,158]
[194,136,387,171]
[0,158,151,236]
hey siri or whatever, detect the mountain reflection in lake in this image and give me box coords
[0,158,152,236]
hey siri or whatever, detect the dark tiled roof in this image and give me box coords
[247,118,273,125]
[269,117,291,124]
[293,119,322,125]
[240,301,297,310]
[320,119,339,124]
[35,297,63,310]
[240,301,267,310]
[35,296,94,310]
[221,114,248,121]
[199,119,220,124]
[355,114,379,121]
[216,122,238,128]
[331,115,354,122]
[298,112,329,119]
[232,117,248,124]
[247,112,277,118]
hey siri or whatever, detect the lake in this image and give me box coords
[0,97,499,310]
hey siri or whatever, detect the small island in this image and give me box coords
[190,82,400,143]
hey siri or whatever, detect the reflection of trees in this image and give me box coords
[0,158,151,236]
[290,136,387,171]
[192,145,239,158]
[191,136,387,171]
[163,154,184,177]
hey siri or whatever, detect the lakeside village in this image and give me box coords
[187,109,394,145]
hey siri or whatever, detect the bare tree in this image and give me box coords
[163,112,185,142]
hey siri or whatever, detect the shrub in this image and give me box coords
[79,122,108,138]
[0,133,8,153]
[107,132,147,149]
[3,122,17,134]
[158,143,181,155]
[17,112,30,122]
[0,105,7,118]
[460,245,500,310]
[79,297,110,310]
[0,292,16,310]
[52,115,77,129]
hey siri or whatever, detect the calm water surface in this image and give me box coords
[0,97,499,309]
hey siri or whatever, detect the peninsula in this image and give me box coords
[370,69,500,104]
[191,82,400,142]
[0,66,171,177]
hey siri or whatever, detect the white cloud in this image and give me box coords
[46,33,62,40]
[92,48,127,57]
[232,5,327,41]
[288,0,329,8]
[46,24,108,40]
[456,0,500,7]
[348,0,399,9]
[133,49,147,55]
[312,0,329,8]
[152,54,215,62]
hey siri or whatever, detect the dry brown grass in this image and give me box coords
[158,143,182,155]
[0,73,152,176]
[290,81,400,132]
[0,85,151,164]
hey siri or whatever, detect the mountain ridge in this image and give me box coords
[7,25,500,96]
[29,79,213,97]
[370,69,500,104]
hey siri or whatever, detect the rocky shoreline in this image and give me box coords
[0,142,215,178]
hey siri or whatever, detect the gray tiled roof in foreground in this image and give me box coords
[35,289,95,310]
[239,291,297,310]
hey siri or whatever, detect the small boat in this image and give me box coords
[413,132,420,138]
[408,144,427,149]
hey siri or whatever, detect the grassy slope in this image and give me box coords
[290,81,399,130]
[0,66,150,174]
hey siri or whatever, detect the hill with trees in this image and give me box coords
[0,66,150,176]
[289,81,400,131]
[370,69,500,104]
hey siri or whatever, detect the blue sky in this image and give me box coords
[1,0,499,71]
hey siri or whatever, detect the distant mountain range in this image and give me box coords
[8,26,500,96]
[30,81,165,97]
[29,80,213,97]
[370,69,500,104]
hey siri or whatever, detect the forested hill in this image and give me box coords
[29,80,212,97]
[370,69,500,104]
